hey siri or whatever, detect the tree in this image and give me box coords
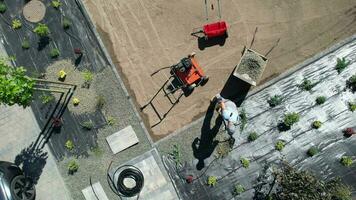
[0,59,35,107]
[265,164,352,200]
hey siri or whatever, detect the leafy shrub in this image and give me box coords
[58,70,66,79]
[72,97,80,106]
[315,96,326,105]
[65,140,74,151]
[81,120,94,130]
[335,57,350,74]
[340,156,353,167]
[275,141,285,151]
[62,18,71,29]
[248,132,258,142]
[68,160,79,174]
[21,39,30,49]
[233,184,245,196]
[307,147,319,157]
[82,70,93,88]
[51,0,61,9]
[40,94,54,104]
[239,108,247,131]
[12,19,22,29]
[107,116,115,126]
[0,3,6,13]
[348,102,356,112]
[240,158,250,168]
[96,95,105,109]
[207,176,217,187]
[283,112,300,127]
[49,48,60,58]
[312,120,322,129]
[346,75,356,93]
[33,23,50,37]
[299,79,317,91]
[0,59,35,107]
[267,95,283,107]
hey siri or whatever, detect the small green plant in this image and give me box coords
[240,108,247,131]
[51,0,61,9]
[62,18,71,29]
[340,156,353,167]
[248,132,258,142]
[207,176,217,187]
[107,116,115,126]
[91,146,103,157]
[275,141,285,151]
[240,157,250,168]
[348,102,356,112]
[0,2,7,13]
[267,95,283,107]
[49,48,60,58]
[33,23,50,37]
[72,97,80,105]
[82,70,93,88]
[299,79,317,91]
[283,112,300,127]
[170,144,181,166]
[68,160,79,174]
[39,94,54,104]
[346,74,356,93]
[335,57,350,74]
[312,120,322,129]
[307,147,319,157]
[315,96,326,105]
[96,95,105,109]
[233,184,245,196]
[81,120,94,130]
[65,140,74,151]
[12,19,22,29]
[21,39,30,49]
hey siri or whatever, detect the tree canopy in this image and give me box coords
[0,59,35,107]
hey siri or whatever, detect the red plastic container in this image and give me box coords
[203,21,228,39]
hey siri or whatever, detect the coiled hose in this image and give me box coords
[107,162,144,199]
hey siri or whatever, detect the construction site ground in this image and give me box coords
[82,0,356,140]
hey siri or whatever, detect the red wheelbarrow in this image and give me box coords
[203,21,228,40]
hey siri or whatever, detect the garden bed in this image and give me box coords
[0,0,151,199]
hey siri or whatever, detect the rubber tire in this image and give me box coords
[200,76,209,86]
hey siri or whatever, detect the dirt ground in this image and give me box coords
[82,0,356,140]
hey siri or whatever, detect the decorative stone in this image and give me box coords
[23,0,46,23]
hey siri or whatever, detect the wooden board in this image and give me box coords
[106,125,139,154]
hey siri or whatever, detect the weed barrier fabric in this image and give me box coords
[163,38,356,200]
[0,0,113,159]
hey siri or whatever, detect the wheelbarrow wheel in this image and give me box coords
[200,76,209,86]
[187,83,197,91]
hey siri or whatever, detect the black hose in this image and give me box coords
[107,162,144,199]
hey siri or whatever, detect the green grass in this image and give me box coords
[39,94,54,104]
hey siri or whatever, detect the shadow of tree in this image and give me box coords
[192,102,223,170]
[14,143,48,185]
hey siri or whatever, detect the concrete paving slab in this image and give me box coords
[106,125,139,154]
[82,182,109,200]
[109,149,178,200]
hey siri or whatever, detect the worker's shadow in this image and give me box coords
[192,101,223,170]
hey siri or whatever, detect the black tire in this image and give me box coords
[200,76,209,86]
[11,175,36,200]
